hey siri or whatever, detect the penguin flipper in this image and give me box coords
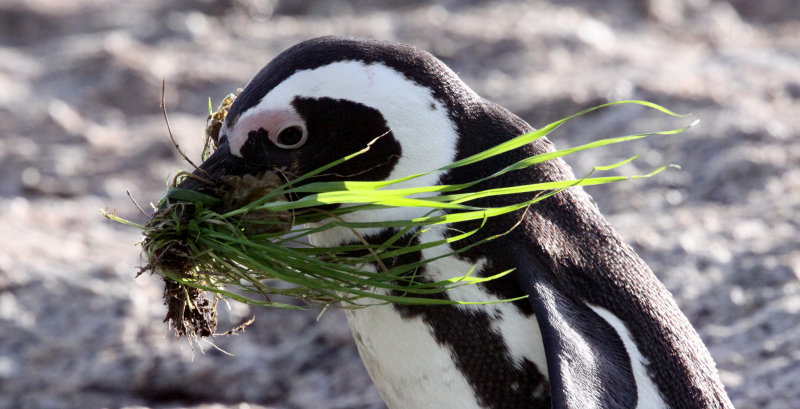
[513,257,638,409]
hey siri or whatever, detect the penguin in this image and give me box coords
[178,36,734,409]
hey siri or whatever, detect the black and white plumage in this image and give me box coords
[183,36,734,409]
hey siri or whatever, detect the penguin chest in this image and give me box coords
[346,305,486,409]
[344,247,552,409]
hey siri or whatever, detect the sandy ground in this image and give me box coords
[1,1,798,408]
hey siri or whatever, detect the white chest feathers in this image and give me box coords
[343,229,550,409]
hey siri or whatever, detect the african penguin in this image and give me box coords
[179,36,734,409]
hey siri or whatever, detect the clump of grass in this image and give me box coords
[104,97,693,339]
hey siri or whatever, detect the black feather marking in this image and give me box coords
[227,96,401,183]
[396,302,553,409]
[354,228,553,409]
[289,97,400,182]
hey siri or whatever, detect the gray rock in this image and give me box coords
[1,0,797,408]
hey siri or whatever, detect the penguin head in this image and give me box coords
[201,36,476,190]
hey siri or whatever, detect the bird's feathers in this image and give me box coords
[190,35,734,409]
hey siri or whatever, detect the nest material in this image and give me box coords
[217,173,293,235]
[145,91,291,338]
[163,278,217,338]
[117,98,687,339]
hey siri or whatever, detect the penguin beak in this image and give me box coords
[174,141,236,193]
[169,140,288,201]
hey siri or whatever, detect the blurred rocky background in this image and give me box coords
[1,0,798,408]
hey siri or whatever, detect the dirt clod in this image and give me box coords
[218,172,292,235]
[163,278,218,337]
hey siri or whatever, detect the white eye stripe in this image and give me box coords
[242,61,467,190]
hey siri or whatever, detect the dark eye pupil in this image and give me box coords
[277,126,304,146]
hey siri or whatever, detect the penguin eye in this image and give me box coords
[272,124,307,149]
